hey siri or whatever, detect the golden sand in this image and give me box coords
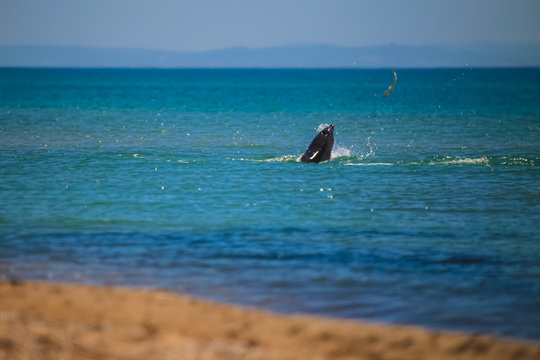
[1,281,538,360]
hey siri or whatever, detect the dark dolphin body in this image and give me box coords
[300,124,335,163]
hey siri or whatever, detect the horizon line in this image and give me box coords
[2,41,540,53]
[2,65,540,70]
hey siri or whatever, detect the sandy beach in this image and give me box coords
[0,281,538,360]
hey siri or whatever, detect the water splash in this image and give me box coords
[316,123,331,132]
[331,143,351,159]
[359,135,375,160]
[335,135,376,163]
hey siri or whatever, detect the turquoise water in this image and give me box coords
[1,68,539,340]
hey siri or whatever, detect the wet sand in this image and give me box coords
[0,281,538,360]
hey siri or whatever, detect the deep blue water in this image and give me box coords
[1,68,539,340]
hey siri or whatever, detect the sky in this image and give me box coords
[1,0,539,52]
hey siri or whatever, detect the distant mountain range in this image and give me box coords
[1,43,539,68]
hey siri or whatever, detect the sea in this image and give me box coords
[1,68,539,340]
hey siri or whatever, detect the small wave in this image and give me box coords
[496,156,538,167]
[229,155,300,163]
[343,156,492,167]
[342,155,538,167]
[431,156,537,167]
[263,155,300,163]
[344,162,394,166]
[405,156,491,166]
[436,156,490,166]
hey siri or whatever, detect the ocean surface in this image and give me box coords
[1,68,539,340]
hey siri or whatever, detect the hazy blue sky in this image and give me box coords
[1,0,539,51]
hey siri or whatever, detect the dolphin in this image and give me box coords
[300,124,335,163]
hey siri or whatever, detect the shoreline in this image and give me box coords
[0,281,539,360]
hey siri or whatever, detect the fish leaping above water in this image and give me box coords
[382,69,397,98]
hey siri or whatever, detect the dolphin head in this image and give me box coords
[322,124,334,136]
[318,124,335,144]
